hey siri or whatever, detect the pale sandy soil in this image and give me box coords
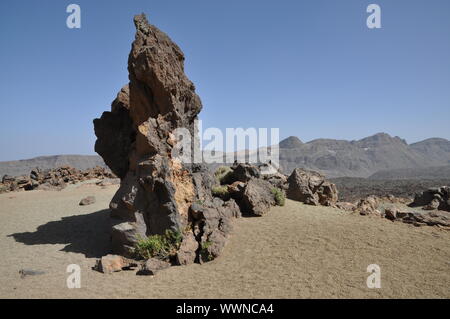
[0,183,449,299]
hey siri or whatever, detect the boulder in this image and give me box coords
[317,182,339,206]
[263,172,288,190]
[220,198,242,219]
[287,168,338,206]
[228,163,261,183]
[2,175,15,184]
[410,186,450,212]
[240,178,275,216]
[354,196,382,216]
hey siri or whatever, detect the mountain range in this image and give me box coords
[1,133,450,179]
[279,133,450,178]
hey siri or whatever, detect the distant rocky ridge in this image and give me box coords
[0,166,115,194]
[2,133,450,180]
[279,133,450,178]
[0,155,106,177]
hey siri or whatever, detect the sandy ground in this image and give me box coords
[0,182,449,299]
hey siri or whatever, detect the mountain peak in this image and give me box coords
[356,133,406,147]
[280,136,303,149]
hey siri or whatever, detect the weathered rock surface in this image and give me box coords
[384,206,450,227]
[410,186,450,212]
[286,168,338,206]
[95,254,138,274]
[94,14,237,263]
[348,194,450,228]
[399,210,450,227]
[354,196,382,216]
[240,178,275,216]
[228,163,261,183]
[175,232,198,265]
[137,258,171,275]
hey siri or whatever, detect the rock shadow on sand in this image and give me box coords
[8,209,111,258]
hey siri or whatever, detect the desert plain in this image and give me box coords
[0,181,448,299]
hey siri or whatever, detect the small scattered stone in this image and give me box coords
[95,254,137,274]
[137,258,171,276]
[79,196,96,206]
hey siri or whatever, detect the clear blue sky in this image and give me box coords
[1,0,449,161]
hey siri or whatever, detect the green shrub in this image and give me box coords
[212,185,230,198]
[214,166,233,184]
[134,229,182,260]
[200,241,213,261]
[271,188,285,206]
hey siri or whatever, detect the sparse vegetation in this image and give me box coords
[212,185,230,199]
[200,241,213,261]
[134,229,182,260]
[271,188,285,206]
[214,166,233,185]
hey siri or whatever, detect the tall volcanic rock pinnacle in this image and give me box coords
[94,14,230,261]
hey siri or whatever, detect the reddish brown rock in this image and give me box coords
[176,232,198,265]
[93,14,237,263]
[354,196,382,216]
[287,168,338,206]
[95,254,137,274]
